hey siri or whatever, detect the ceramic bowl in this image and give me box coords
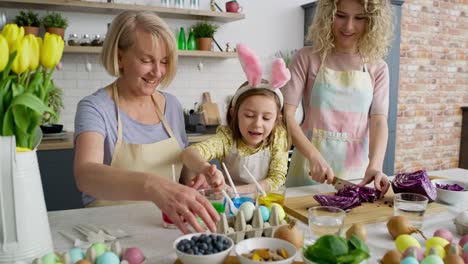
[235,237,297,264]
[40,124,63,134]
[431,179,468,206]
[173,233,233,264]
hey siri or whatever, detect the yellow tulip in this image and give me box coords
[26,35,40,71]
[1,24,24,51]
[40,33,64,69]
[11,37,31,74]
[0,35,8,72]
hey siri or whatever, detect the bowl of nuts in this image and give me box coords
[235,237,297,264]
[173,233,233,264]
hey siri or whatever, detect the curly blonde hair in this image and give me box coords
[306,0,393,63]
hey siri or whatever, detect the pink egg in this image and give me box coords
[459,235,468,248]
[433,228,453,243]
[463,251,468,263]
[122,247,145,264]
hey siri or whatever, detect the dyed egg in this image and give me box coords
[69,247,85,263]
[463,251,468,263]
[433,228,453,243]
[400,256,419,264]
[270,203,285,221]
[258,205,270,222]
[421,254,443,264]
[459,234,468,248]
[403,246,424,261]
[239,201,255,222]
[42,253,60,264]
[425,237,449,252]
[75,260,92,264]
[395,234,420,253]
[464,242,468,252]
[122,247,145,264]
[96,251,120,264]
[424,245,445,259]
[91,242,108,257]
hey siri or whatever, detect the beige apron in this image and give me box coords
[87,83,183,207]
[223,146,271,186]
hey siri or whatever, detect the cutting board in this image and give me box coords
[201,92,221,125]
[174,256,304,264]
[284,187,447,226]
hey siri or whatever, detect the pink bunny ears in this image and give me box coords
[231,43,291,109]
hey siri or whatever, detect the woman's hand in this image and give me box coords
[308,154,335,184]
[358,167,390,197]
[151,178,220,234]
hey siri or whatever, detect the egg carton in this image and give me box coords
[216,205,288,243]
[32,240,146,264]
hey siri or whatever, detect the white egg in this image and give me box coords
[455,211,468,225]
[239,201,255,222]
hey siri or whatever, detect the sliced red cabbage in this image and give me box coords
[335,185,381,203]
[391,170,437,202]
[435,183,465,191]
[313,194,361,211]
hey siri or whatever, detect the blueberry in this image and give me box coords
[209,234,216,240]
[200,243,208,250]
[216,242,223,250]
[191,236,198,242]
[204,250,212,255]
[186,249,194,255]
[213,248,219,254]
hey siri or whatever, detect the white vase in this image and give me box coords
[0,136,53,263]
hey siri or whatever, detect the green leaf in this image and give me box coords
[304,235,348,264]
[2,51,16,80]
[348,235,369,253]
[2,109,14,136]
[9,93,56,120]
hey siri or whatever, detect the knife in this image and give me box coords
[332,177,358,191]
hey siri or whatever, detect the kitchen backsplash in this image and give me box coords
[53,53,269,131]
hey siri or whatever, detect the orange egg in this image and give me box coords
[75,260,92,264]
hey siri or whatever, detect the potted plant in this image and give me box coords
[42,12,68,39]
[41,83,64,134]
[191,21,218,51]
[14,10,41,36]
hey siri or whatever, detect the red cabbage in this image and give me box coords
[391,170,437,202]
[435,183,465,192]
[313,195,361,211]
[336,185,381,203]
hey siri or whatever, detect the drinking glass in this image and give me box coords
[393,193,428,228]
[257,185,286,207]
[308,206,346,242]
[199,188,226,214]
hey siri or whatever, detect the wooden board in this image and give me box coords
[201,92,221,125]
[174,256,304,264]
[284,188,447,226]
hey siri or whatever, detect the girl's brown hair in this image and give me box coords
[226,81,291,151]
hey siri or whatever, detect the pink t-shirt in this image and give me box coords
[282,47,389,121]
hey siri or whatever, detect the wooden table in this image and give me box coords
[47,169,468,263]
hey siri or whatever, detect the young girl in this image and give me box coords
[283,0,393,195]
[181,44,291,193]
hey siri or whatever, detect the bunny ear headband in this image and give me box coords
[231,43,291,109]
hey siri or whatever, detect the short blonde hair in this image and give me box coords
[306,0,393,63]
[101,11,177,89]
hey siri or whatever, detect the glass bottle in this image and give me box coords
[187,28,196,50]
[189,0,199,9]
[177,27,186,50]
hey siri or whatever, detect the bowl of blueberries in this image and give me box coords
[173,233,234,264]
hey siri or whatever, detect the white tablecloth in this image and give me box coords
[47,169,468,263]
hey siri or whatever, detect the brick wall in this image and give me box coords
[396,0,468,172]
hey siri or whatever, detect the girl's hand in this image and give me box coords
[358,167,390,197]
[204,164,226,188]
[308,155,335,184]
[152,178,219,234]
[190,174,210,190]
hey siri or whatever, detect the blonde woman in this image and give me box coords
[283,0,393,195]
[74,11,219,233]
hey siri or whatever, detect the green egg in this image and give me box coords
[91,242,108,257]
[42,253,60,264]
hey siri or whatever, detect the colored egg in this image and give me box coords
[69,247,85,263]
[425,245,445,259]
[463,251,468,263]
[395,234,420,253]
[91,242,108,257]
[270,203,285,221]
[75,260,92,264]
[425,237,449,252]
[421,254,444,264]
[122,247,145,264]
[96,251,120,264]
[42,252,60,264]
[459,235,468,248]
[400,256,419,264]
[258,205,270,221]
[403,246,424,261]
[239,201,255,222]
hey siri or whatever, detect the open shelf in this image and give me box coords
[64,46,238,58]
[0,0,245,22]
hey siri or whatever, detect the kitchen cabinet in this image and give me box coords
[460,107,468,169]
[301,0,404,176]
[0,0,244,58]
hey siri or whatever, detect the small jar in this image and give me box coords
[67,33,79,46]
[80,34,91,46]
[91,34,103,46]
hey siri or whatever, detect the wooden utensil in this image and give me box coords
[201,92,221,125]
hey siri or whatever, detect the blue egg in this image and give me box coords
[69,247,85,263]
[258,205,270,221]
[400,256,419,264]
[96,251,120,264]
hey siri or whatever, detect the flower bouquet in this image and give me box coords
[0,23,64,150]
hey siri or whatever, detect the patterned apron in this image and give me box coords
[223,146,271,186]
[285,62,373,187]
[87,83,183,207]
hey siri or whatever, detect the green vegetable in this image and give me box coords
[303,234,370,264]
